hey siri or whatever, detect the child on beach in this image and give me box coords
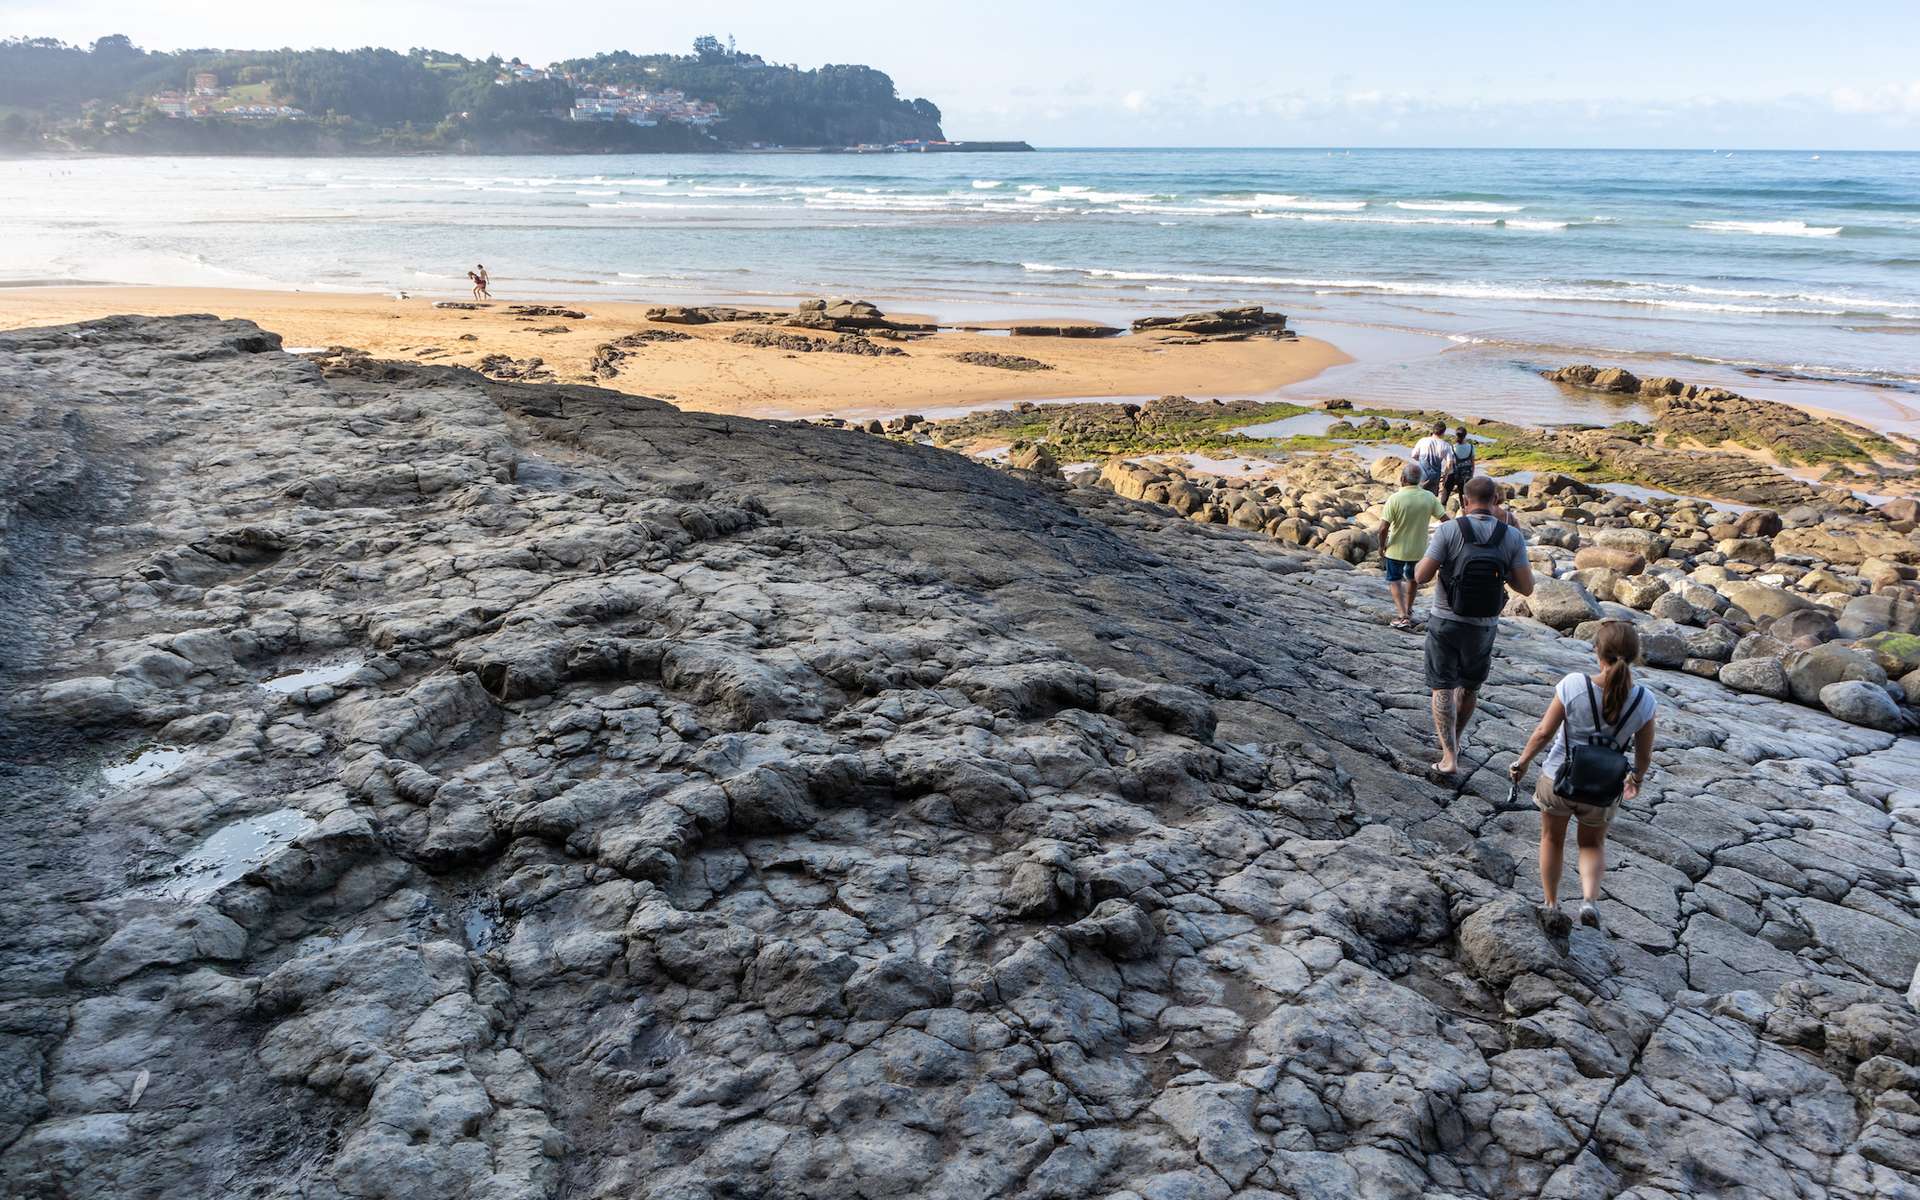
[469,265,491,301]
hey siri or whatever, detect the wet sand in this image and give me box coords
[0,286,1349,421]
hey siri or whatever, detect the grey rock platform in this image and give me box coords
[2,316,1918,1198]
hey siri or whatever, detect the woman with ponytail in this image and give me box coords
[1507,619,1658,928]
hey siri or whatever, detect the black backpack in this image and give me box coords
[1552,678,1642,803]
[1442,516,1512,619]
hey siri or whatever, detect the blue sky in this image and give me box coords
[10,0,1920,148]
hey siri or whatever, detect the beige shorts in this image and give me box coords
[1534,773,1620,829]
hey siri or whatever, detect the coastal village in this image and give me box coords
[141,58,722,127]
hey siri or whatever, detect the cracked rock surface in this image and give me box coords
[3,315,1920,1199]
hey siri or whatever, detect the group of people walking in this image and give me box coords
[1380,422,1659,929]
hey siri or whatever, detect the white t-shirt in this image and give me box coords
[1412,436,1454,474]
[1540,672,1656,777]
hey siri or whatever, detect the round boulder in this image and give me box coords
[1721,655,1790,699]
[1614,574,1669,611]
[1772,608,1839,646]
[1839,593,1920,640]
[1819,680,1904,732]
[1721,581,1811,623]
[1649,591,1700,626]
[1574,545,1647,575]
[1785,645,1889,707]
[1529,577,1603,631]
[1732,509,1785,539]
[1640,622,1691,669]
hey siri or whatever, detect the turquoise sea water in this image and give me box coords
[5,148,1918,429]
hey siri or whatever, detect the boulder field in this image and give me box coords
[1087,454,1920,735]
[3,316,1920,1199]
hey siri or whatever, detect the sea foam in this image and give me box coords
[1394,200,1523,213]
[1692,219,1843,238]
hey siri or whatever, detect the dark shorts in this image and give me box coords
[1384,557,1416,583]
[1424,617,1498,692]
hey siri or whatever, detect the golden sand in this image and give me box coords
[0,286,1348,420]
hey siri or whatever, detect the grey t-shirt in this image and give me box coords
[1423,513,1528,627]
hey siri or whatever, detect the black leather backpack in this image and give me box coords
[1552,677,1642,803]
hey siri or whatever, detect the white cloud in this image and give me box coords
[1122,90,1149,113]
[1830,80,1920,117]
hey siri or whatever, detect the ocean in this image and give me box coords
[4,147,1919,431]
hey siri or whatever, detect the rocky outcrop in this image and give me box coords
[474,353,555,382]
[4,316,1920,1200]
[643,304,783,325]
[590,329,693,379]
[1545,364,1906,466]
[1016,446,1919,732]
[726,328,906,356]
[781,297,936,336]
[950,351,1053,371]
[506,304,588,320]
[1130,305,1293,343]
[1007,323,1124,338]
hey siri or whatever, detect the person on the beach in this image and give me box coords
[470,264,492,301]
[1411,421,1455,495]
[1506,620,1657,928]
[1381,461,1445,631]
[1440,425,1477,510]
[1414,475,1533,778]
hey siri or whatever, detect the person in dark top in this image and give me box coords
[1414,475,1535,778]
[1440,426,1477,511]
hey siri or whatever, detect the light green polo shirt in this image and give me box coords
[1382,486,1445,562]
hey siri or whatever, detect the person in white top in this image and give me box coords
[1410,421,1455,496]
[1506,620,1658,928]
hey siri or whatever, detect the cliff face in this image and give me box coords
[3,316,1919,1199]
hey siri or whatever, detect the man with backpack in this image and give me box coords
[1439,425,1477,511]
[1411,422,1455,496]
[1413,475,1534,778]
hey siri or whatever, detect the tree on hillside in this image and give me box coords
[279,48,449,124]
[447,72,573,120]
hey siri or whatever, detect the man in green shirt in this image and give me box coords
[1380,461,1446,630]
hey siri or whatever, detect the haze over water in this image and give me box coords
[6,147,1919,430]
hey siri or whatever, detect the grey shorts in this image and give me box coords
[1424,617,1498,692]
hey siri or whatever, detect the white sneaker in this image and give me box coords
[1579,901,1601,929]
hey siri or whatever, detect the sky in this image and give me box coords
[5,0,1920,148]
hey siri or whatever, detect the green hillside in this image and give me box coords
[0,34,947,154]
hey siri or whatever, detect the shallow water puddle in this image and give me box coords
[101,745,188,788]
[1160,452,1285,476]
[154,808,314,899]
[1231,411,1343,439]
[259,659,364,693]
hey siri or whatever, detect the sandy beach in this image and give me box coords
[0,286,1348,420]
